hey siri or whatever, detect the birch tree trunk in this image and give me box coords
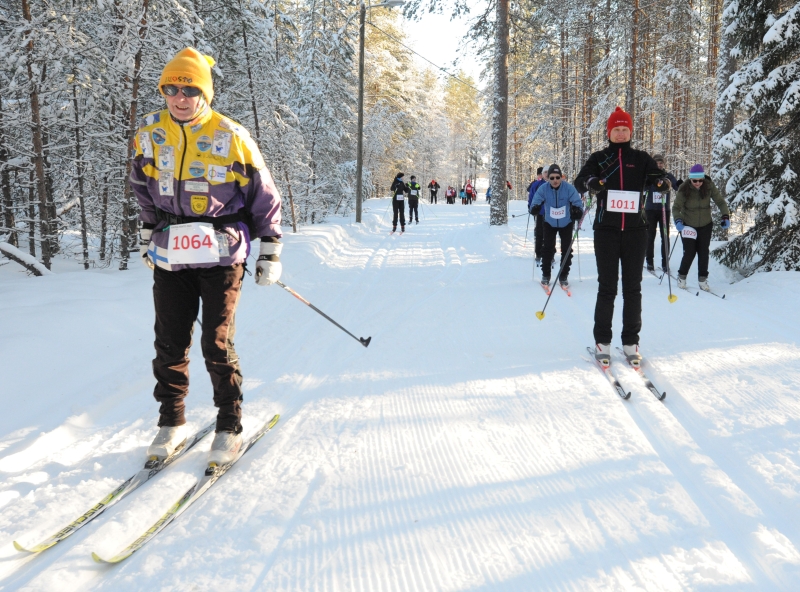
[490,0,509,226]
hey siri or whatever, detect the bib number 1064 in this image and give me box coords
[167,222,220,264]
[606,190,640,214]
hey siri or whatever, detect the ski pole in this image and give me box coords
[576,229,581,282]
[659,234,680,285]
[524,212,531,246]
[276,281,372,347]
[661,196,677,303]
[535,232,576,320]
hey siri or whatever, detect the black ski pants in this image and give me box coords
[593,227,647,346]
[678,222,713,279]
[430,192,437,204]
[645,209,670,269]
[542,222,574,281]
[392,199,406,229]
[152,264,244,434]
[534,214,545,259]
[408,198,419,222]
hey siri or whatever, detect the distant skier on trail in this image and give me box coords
[408,176,421,224]
[460,186,466,205]
[465,180,475,204]
[529,164,584,290]
[644,154,681,273]
[672,164,730,292]
[446,185,456,204]
[428,179,440,204]
[527,166,547,266]
[390,172,408,233]
[131,47,283,466]
[575,106,671,368]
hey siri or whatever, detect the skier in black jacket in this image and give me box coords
[574,107,670,368]
[408,176,422,223]
[428,179,440,203]
[644,154,681,272]
[390,172,408,233]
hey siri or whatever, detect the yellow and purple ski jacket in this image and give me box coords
[130,106,282,270]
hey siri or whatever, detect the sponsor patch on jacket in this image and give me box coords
[189,161,205,178]
[185,181,209,193]
[142,112,160,127]
[158,146,175,171]
[197,135,212,152]
[207,164,228,183]
[212,130,232,158]
[190,194,208,214]
[138,132,153,158]
[152,128,167,145]
[159,171,174,196]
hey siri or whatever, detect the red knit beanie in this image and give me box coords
[606,106,633,137]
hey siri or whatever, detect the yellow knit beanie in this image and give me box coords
[159,47,216,104]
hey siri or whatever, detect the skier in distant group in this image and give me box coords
[460,186,467,204]
[132,47,283,466]
[527,167,548,266]
[446,185,456,204]
[407,176,422,224]
[672,164,730,292]
[428,179,440,204]
[465,180,474,204]
[529,164,584,290]
[390,172,408,233]
[644,154,681,273]
[575,106,671,369]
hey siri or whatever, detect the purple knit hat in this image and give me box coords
[688,164,705,179]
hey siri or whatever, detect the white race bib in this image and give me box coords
[167,222,221,264]
[410,189,418,196]
[550,206,566,219]
[606,190,640,213]
[396,193,405,200]
[651,192,663,204]
[681,226,697,240]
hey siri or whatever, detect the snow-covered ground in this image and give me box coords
[1,199,800,591]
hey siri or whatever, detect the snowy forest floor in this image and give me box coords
[1,199,800,591]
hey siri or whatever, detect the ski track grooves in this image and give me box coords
[557,268,800,588]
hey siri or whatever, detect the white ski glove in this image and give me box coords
[140,228,154,271]
[255,241,282,286]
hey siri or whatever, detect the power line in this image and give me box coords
[366,21,488,97]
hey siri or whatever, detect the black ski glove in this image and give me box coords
[586,177,604,192]
[570,206,583,221]
[529,204,541,216]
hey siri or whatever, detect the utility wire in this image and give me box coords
[366,21,488,97]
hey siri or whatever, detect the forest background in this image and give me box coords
[0,0,797,274]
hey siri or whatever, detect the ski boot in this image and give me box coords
[559,279,569,290]
[595,343,611,368]
[646,261,655,273]
[208,431,243,466]
[622,344,642,368]
[698,277,711,292]
[146,425,187,461]
[678,274,687,289]
[540,275,551,288]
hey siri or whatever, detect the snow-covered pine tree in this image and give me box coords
[714,0,800,273]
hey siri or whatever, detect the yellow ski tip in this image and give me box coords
[668,293,678,303]
[91,551,105,563]
[535,311,545,320]
[267,414,280,429]
[13,541,29,552]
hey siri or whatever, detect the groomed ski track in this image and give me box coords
[1,199,800,590]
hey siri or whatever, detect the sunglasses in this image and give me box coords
[162,85,202,98]
[549,175,561,180]
[691,179,704,184]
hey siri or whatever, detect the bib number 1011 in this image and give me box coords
[606,190,640,213]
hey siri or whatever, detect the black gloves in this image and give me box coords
[529,204,541,216]
[570,206,583,221]
[586,177,604,192]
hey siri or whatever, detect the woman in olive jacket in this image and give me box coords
[672,164,731,291]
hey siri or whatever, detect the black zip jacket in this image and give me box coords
[391,178,409,199]
[574,141,668,231]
